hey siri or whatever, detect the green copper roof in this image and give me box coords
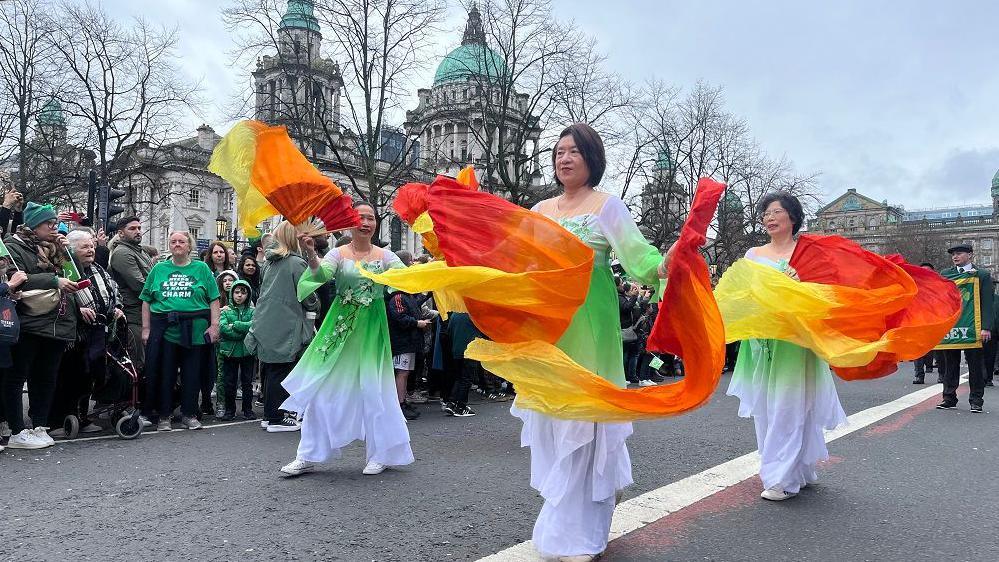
[279,0,320,33]
[38,98,65,126]
[720,191,744,211]
[433,43,506,86]
[992,169,999,197]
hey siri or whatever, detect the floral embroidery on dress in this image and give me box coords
[558,216,596,243]
[316,260,382,358]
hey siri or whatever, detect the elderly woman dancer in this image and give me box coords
[726,192,847,501]
[519,124,670,561]
[278,202,414,478]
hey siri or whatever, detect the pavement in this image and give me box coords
[1,364,995,561]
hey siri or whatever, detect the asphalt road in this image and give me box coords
[2,363,994,561]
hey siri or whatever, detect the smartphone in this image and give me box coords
[76,279,92,290]
[203,332,213,345]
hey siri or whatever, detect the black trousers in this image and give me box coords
[941,348,985,407]
[450,359,479,407]
[262,361,294,423]
[983,339,997,382]
[145,340,208,421]
[223,356,255,415]
[5,333,66,434]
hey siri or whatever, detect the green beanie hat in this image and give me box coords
[23,202,58,229]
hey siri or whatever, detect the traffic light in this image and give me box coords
[97,182,127,230]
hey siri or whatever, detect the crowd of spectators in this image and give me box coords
[0,190,684,452]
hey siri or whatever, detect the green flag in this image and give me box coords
[0,237,10,258]
[62,249,81,281]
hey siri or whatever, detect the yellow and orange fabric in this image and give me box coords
[208,120,359,236]
[715,233,961,380]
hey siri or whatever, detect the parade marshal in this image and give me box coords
[936,243,990,412]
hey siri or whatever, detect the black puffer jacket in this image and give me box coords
[387,290,423,355]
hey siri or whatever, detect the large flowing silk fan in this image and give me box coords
[249,125,344,224]
[314,194,361,233]
[716,232,961,380]
[208,120,358,236]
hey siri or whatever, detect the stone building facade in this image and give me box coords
[811,171,999,275]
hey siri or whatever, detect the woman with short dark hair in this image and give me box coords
[725,192,847,501]
[516,123,671,561]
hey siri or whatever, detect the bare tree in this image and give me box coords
[315,0,445,219]
[0,0,56,192]
[880,220,949,267]
[223,0,445,228]
[47,1,201,216]
[619,81,819,268]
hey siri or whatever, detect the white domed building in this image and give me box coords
[405,5,543,193]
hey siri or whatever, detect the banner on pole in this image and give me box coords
[935,275,982,350]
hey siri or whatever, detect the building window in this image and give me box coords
[189,188,201,207]
[984,255,993,266]
[190,227,201,240]
[983,239,994,250]
[225,192,234,212]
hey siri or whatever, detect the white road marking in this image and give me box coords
[51,418,260,444]
[478,377,963,561]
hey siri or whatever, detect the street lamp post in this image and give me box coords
[215,215,229,241]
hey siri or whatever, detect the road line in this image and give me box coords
[477,376,963,561]
[51,418,260,444]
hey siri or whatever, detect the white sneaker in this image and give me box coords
[638,379,657,387]
[181,416,203,430]
[760,486,797,501]
[157,420,172,432]
[48,428,67,438]
[362,461,386,475]
[0,420,11,438]
[260,419,269,429]
[32,427,55,446]
[280,459,317,476]
[6,429,49,449]
[558,556,600,562]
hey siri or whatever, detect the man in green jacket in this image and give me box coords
[937,243,991,413]
[220,279,255,420]
[108,216,152,368]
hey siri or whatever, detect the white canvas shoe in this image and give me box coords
[280,459,317,476]
[362,461,386,475]
[760,486,797,501]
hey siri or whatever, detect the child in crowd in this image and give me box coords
[219,280,256,420]
[216,270,238,308]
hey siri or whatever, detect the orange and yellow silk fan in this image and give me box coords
[208,120,359,236]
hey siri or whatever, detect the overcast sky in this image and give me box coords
[97,0,999,210]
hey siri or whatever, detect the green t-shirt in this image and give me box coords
[140,260,220,345]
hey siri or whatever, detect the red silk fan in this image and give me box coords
[315,194,361,233]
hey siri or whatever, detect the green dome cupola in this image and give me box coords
[433,5,506,86]
[279,0,320,32]
[37,98,65,127]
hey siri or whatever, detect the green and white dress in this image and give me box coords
[280,247,414,467]
[726,248,848,493]
[518,192,664,558]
